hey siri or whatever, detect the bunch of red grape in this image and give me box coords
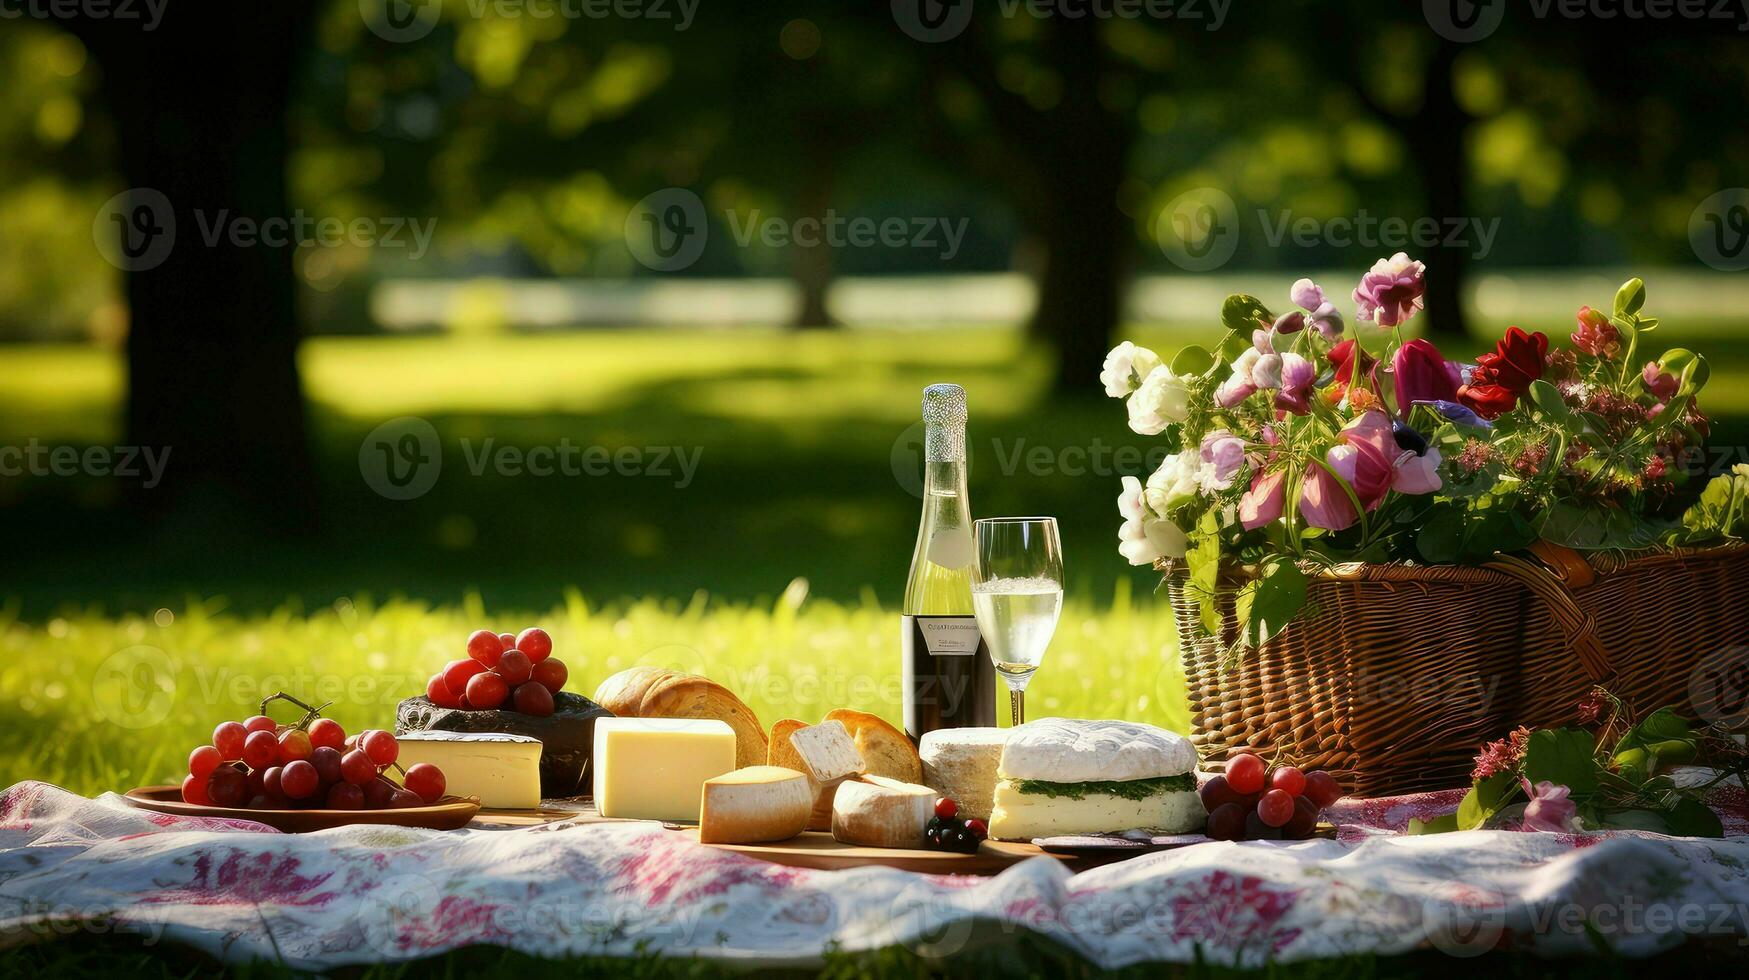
[426,627,565,717]
[1200,752,1342,841]
[182,702,446,811]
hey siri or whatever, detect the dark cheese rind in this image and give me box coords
[395,692,613,798]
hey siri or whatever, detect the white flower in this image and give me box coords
[1145,449,1202,514]
[1101,341,1162,398]
[1126,366,1192,435]
[1117,475,1189,564]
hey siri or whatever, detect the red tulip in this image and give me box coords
[1458,326,1547,420]
[1391,339,1460,415]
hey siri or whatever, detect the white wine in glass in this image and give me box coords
[970,518,1064,727]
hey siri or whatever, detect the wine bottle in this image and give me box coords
[902,383,996,741]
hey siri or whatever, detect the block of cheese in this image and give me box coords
[830,775,935,848]
[919,727,1007,822]
[770,719,867,831]
[592,717,737,821]
[698,766,814,843]
[394,731,542,809]
[986,778,1204,839]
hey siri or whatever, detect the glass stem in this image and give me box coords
[1009,688,1025,727]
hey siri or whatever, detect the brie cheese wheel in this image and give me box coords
[988,781,1204,840]
[830,775,935,848]
[699,766,814,843]
[592,717,737,821]
[395,732,542,810]
[919,727,1006,821]
[998,717,1195,783]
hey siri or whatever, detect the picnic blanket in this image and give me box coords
[2,780,1747,969]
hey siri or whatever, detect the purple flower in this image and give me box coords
[1273,353,1317,415]
[1414,399,1493,429]
[1353,253,1427,328]
[1199,429,1246,489]
[1289,277,1344,338]
[1519,778,1577,833]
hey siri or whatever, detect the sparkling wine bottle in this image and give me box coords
[902,383,996,741]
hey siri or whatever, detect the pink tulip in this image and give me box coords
[1392,339,1460,415]
[1519,778,1577,833]
[1341,410,1443,496]
[1642,361,1679,402]
[1274,353,1317,415]
[1239,468,1286,530]
[1299,463,1361,531]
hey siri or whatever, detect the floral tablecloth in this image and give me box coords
[2,780,1747,968]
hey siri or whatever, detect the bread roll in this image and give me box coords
[824,708,921,784]
[592,666,672,717]
[639,672,768,768]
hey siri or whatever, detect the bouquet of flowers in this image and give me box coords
[1104,254,1743,649]
[1408,688,1746,838]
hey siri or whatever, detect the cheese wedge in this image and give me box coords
[592,717,736,821]
[830,775,935,848]
[394,732,542,809]
[698,766,813,843]
[779,719,866,831]
[919,727,1006,821]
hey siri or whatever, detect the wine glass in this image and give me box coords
[970,517,1064,727]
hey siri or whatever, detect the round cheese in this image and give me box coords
[998,717,1195,783]
[830,775,934,849]
[919,727,1006,821]
[699,766,813,844]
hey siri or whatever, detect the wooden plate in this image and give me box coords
[674,828,1055,875]
[123,786,481,833]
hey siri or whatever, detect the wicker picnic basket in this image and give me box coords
[1165,542,1749,797]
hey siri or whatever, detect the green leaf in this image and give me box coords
[1234,557,1307,648]
[1407,813,1460,835]
[1612,707,1696,777]
[1169,344,1216,378]
[1663,797,1724,838]
[1458,772,1519,830]
[1186,509,1223,636]
[1599,809,1672,833]
[1528,380,1571,422]
[1614,278,1645,317]
[1538,501,1669,551]
[1521,728,1599,798]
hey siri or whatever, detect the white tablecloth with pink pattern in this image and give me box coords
[2,780,1747,968]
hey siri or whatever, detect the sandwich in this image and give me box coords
[987,717,1203,840]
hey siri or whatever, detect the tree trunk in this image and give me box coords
[74,10,317,533]
[1406,43,1473,345]
[1032,150,1127,395]
[790,125,839,330]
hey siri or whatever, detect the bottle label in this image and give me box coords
[913,615,981,655]
[925,525,974,570]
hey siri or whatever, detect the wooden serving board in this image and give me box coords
[671,828,1054,875]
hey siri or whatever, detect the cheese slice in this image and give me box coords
[987,779,1205,840]
[592,718,737,821]
[394,732,542,809]
[786,720,866,831]
[830,775,934,848]
[698,766,813,843]
[919,727,1006,821]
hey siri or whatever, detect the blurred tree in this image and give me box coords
[66,8,318,530]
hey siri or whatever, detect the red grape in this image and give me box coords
[340,749,377,785]
[512,681,554,716]
[1224,753,1266,795]
[207,766,249,807]
[934,797,958,820]
[246,766,267,797]
[243,715,277,735]
[189,744,222,780]
[1206,802,1247,841]
[1257,789,1295,828]
[363,777,397,809]
[361,730,399,767]
[467,629,506,667]
[963,818,988,840]
[465,672,508,710]
[277,728,313,764]
[403,763,446,804]
[262,766,285,800]
[515,627,552,663]
[497,632,516,650]
[1199,774,1243,811]
[494,649,533,687]
[281,760,319,800]
[530,658,567,694]
[213,722,247,760]
[1244,810,1284,840]
[1283,796,1320,840]
[246,794,275,809]
[181,774,211,806]
[310,745,343,786]
[243,730,278,768]
[327,782,365,810]
[443,658,486,696]
[1271,766,1306,797]
[389,788,424,809]
[1303,771,1343,809]
[308,718,346,751]
[427,673,463,709]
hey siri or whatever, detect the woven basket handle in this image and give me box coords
[1484,553,1614,681]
